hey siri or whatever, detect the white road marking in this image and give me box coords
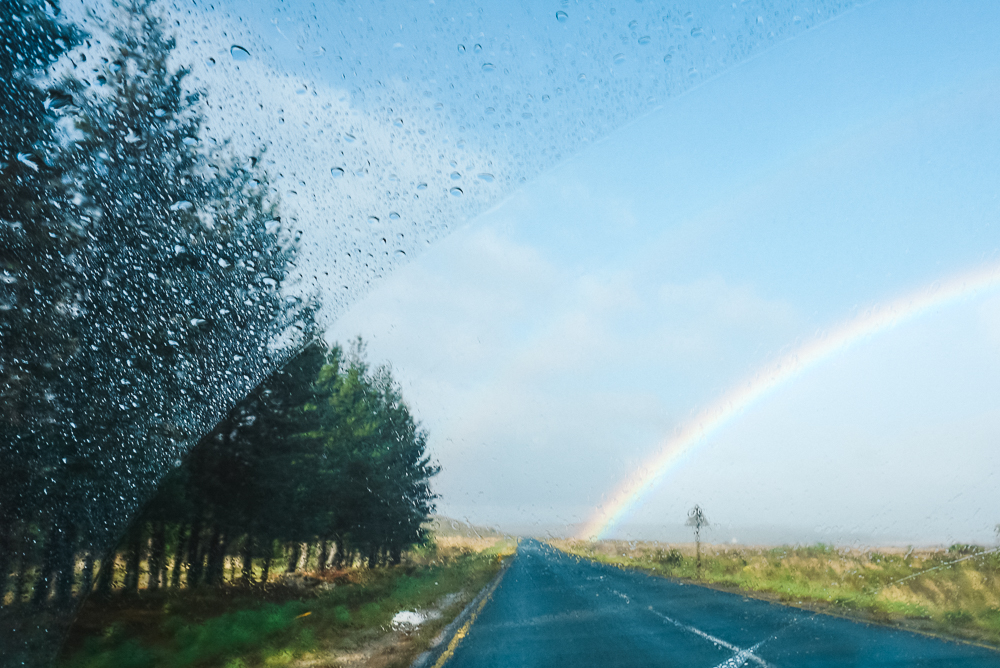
[641,603,775,668]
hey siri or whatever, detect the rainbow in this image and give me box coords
[576,261,1000,540]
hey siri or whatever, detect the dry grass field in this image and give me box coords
[551,539,1000,648]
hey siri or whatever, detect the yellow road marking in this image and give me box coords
[431,566,508,668]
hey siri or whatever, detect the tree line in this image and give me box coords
[0,1,432,661]
[68,339,435,599]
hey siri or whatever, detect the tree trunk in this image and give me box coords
[285,542,301,573]
[31,522,60,605]
[78,552,95,599]
[317,540,328,573]
[261,553,272,584]
[390,545,402,566]
[123,525,144,594]
[170,524,187,588]
[240,535,255,584]
[53,521,77,605]
[94,554,116,598]
[147,522,166,591]
[304,542,315,572]
[12,537,31,604]
[0,521,13,603]
[186,517,203,587]
[366,544,378,569]
[331,537,343,569]
[204,525,225,586]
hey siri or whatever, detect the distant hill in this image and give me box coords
[425,515,506,539]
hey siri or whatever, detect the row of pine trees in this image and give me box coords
[7,339,437,604]
[0,1,435,661]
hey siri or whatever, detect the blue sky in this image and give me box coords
[325,1,1000,544]
[65,0,1000,544]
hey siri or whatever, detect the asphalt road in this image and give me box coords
[441,540,999,667]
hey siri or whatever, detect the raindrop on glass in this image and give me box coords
[230,45,251,61]
[556,10,568,22]
[394,250,407,257]
[450,171,461,180]
[477,173,495,182]
[393,118,404,127]
[690,27,704,37]
[331,167,345,178]
[474,44,482,53]
[450,187,463,197]
[482,62,495,72]
[389,212,400,220]
[614,53,626,64]
[416,183,428,190]
[638,35,651,45]
[343,133,356,142]
[458,44,466,54]
[368,216,380,224]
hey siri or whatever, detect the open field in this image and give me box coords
[59,536,515,668]
[550,539,1000,648]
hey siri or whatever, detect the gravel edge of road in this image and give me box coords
[409,554,515,668]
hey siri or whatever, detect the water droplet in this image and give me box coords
[663,54,672,64]
[450,171,461,180]
[368,216,380,224]
[434,102,444,111]
[417,183,428,190]
[450,187,463,197]
[690,27,703,37]
[182,137,197,146]
[638,35,651,45]
[541,94,550,103]
[556,10,568,22]
[393,118,404,127]
[344,133,356,142]
[331,167,345,178]
[207,57,216,67]
[613,53,626,64]
[265,220,281,234]
[45,91,73,110]
[485,106,495,114]
[154,108,167,118]
[477,173,495,182]
[218,258,230,268]
[578,73,587,82]
[482,62,495,72]
[688,67,698,78]
[473,44,482,53]
[458,44,466,54]
[230,45,251,61]
[190,318,207,327]
[629,20,638,29]
[394,250,407,257]
[389,212,400,220]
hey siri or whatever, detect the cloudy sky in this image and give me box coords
[325,0,1000,545]
[67,0,1000,545]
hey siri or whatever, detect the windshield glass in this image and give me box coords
[4,1,1000,666]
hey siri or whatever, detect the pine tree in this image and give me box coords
[0,0,80,606]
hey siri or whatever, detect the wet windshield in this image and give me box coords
[3,1,1000,666]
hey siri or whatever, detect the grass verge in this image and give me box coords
[550,539,1000,649]
[58,536,515,668]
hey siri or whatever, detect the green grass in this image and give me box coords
[60,537,514,668]
[551,540,1000,648]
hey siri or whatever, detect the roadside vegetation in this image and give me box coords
[551,539,1000,648]
[59,535,515,668]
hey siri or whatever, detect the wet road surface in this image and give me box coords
[442,540,999,667]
